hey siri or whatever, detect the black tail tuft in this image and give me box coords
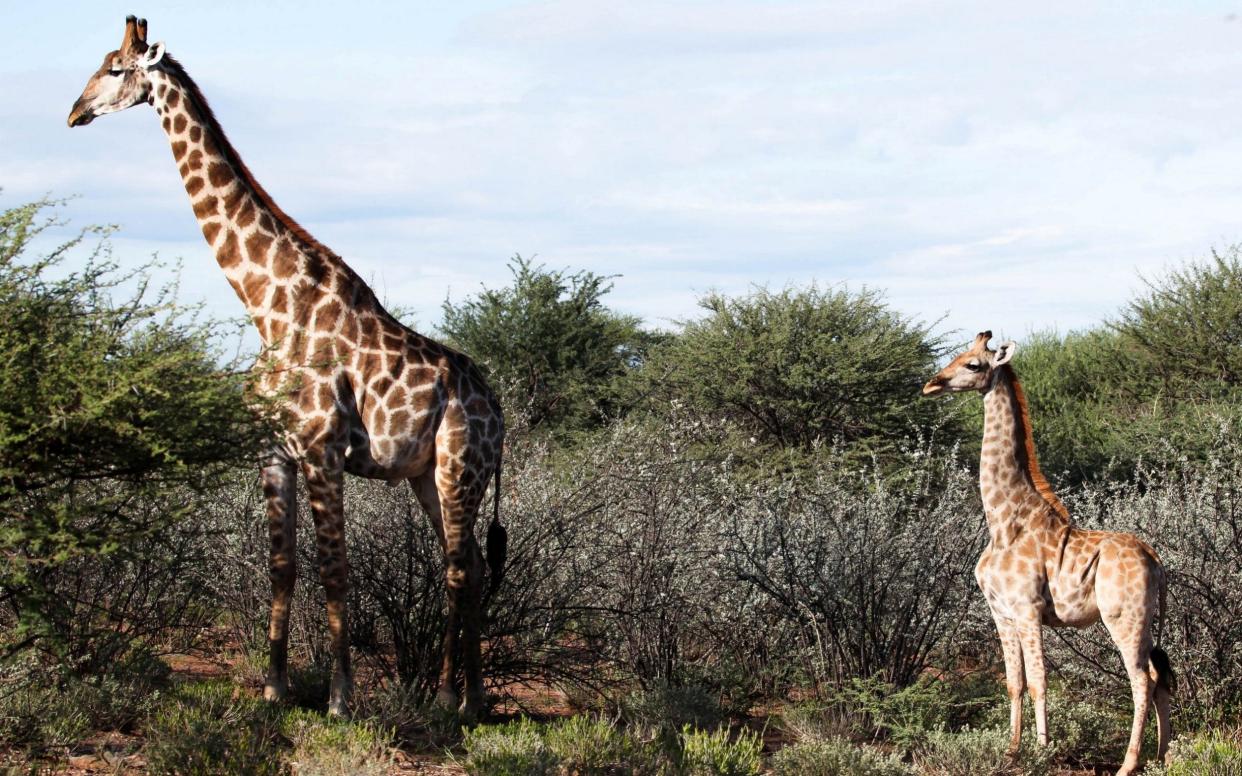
[484,459,506,599]
[485,518,507,598]
[1150,645,1176,695]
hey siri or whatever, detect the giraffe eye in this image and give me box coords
[965,361,982,372]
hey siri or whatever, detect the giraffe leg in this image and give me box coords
[413,472,459,710]
[465,538,487,715]
[1103,615,1155,776]
[1014,611,1049,748]
[434,470,488,721]
[991,613,1027,754]
[447,536,484,715]
[302,454,353,717]
[1154,674,1172,764]
[262,455,298,703]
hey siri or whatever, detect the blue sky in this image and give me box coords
[5,1,1242,345]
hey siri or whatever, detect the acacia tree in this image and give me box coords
[0,200,273,671]
[440,255,661,437]
[1113,247,1242,398]
[632,285,955,468]
[973,249,1242,485]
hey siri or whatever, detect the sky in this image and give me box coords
[4,1,1242,347]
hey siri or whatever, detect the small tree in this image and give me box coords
[633,285,954,468]
[0,199,272,671]
[981,249,1242,485]
[440,255,660,436]
[1115,247,1242,399]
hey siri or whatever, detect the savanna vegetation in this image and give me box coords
[2,198,1240,774]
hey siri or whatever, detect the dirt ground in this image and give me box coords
[26,641,1117,775]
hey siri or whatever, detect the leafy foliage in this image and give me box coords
[976,251,1242,484]
[914,726,1059,776]
[7,192,1242,773]
[280,708,393,776]
[771,736,913,776]
[677,725,762,776]
[441,255,661,436]
[1116,247,1242,398]
[633,285,954,469]
[143,681,287,776]
[0,199,273,667]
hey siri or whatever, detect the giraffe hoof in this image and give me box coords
[460,695,488,724]
[327,699,350,718]
[263,679,288,703]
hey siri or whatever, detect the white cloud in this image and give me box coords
[5,0,1242,347]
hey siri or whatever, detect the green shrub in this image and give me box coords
[825,676,970,750]
[1115,247,1242,399]
[544,715,663,775]
[771,736,913,776]
[441,255,661,437]
[281,708,392,776]
[1043,692,1130,766]
[286,661,335,711]
[459,718,559,776]
[914,727,1057,776]
[678,724,762,776]
[0,653,169,753]
[460,715,677,776]
[0,199,274,669]
[143,681,286,776]
[779,702,854,744]
[631,284,955,469]
[356,681,461,748]
[0,681,89,752]
[1151,728,1242,776]
[620,684,726,738]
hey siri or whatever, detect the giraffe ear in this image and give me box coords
[993,340,1017,366]
[140,42,166,69]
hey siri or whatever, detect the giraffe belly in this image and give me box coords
[1043,584,1100,628]
[343,424,436,481]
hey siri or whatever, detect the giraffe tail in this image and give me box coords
[484,457,507,600]
[1150,646,1175,695]
[1149,566,1176,694]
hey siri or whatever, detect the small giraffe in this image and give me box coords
[923,331,1173,775]
[68,16,507,718]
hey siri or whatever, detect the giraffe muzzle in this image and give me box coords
[67,101,95,128]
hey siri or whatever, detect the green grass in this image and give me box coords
[140,679,395,776]
[458,714,763,776]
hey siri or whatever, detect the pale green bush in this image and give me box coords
[281,709,392,776]
[1152,727,1242,776]
[143,681,286,776]
[771,736,913,776]
[678,725,762,776]
[914,727,1058,776]
[543,715,664,775]
[460,719,558,776]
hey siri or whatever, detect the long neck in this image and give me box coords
[979,366,1069,544]
[147,60,356,349]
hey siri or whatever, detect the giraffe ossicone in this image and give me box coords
[924,331,1174,776]
[69,15,507,720]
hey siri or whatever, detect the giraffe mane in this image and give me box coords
[1003,364,1070,522]
[161,55,342,264]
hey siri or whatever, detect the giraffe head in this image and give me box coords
[67,15,166,128]
[922,330,1016,396]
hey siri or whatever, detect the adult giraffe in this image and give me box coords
[923,331,1173,776]
[68,16,507,719]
